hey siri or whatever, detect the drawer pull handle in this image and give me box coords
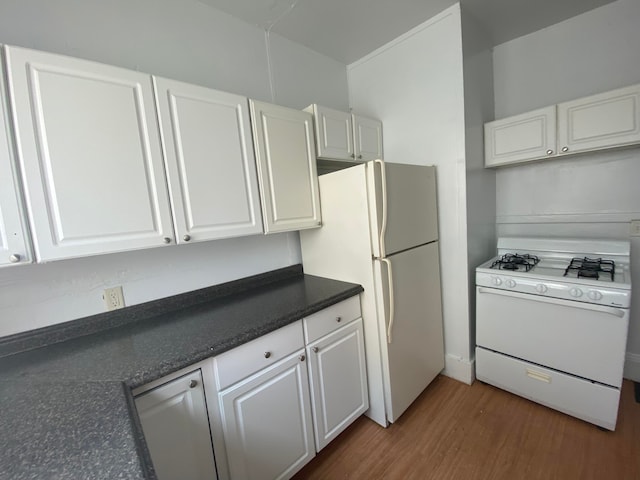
[189,379,198,388]
[336,316,342,323]
[264,351,271,359]
[312,346,319,353]
[299,354,306,362]
[526,368,551,384]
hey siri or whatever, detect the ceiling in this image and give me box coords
[196,0,617,64]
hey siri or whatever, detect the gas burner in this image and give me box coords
[490,253,539,272]
[564,257,615,281]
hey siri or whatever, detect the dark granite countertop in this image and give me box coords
[0,265,362,479]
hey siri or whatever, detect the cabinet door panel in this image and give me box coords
[0,62,31,267]
[558,84,640,154]
[312,105,354,160]
[484,106,556,167]
[307,319,368,450]
[250,100,321,233]
[353,115,383,161]
[136,370,217,480]
[6,46,173,260]
[219,350,315,480]
[154,77,263,243]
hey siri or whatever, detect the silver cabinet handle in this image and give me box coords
[350,153,355,158]
[562,146,569,152]
[357,154,363,159]
[312,346,319,353]
[163,237,171,244]
[546,149,553,155]
[9,254,21,263]
[299,354,306,362]
[336,316,342,323]
[264,351,271,359]
[183,234,191,242]
[189,379,198,388]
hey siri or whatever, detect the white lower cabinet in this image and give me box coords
[134,368,218,480]
[306,318,368,450]
[218,350,315,480]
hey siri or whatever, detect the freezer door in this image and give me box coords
[374,242,444,422]
[368,161,438,258]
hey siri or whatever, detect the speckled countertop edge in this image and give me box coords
[0,266,363,480]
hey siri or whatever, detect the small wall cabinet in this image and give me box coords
[0,60,31,267]
[134,368,218,480]
[484,83,640,168]
[5,46,175,261]
[305,104,383,163]
[153,76,263,244]
[250,100,321,233]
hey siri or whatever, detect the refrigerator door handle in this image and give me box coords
[380,258,395,343]
[374,159,388,258]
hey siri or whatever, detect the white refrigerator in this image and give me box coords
[300,160,444,427]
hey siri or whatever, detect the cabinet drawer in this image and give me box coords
[476,347,620,430]
[213,320,303,390]
[303,296,361,344]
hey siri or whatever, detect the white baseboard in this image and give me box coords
[623,352,640,382]
[442,354,475,385]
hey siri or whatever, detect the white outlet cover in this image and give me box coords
[103,286,125,311]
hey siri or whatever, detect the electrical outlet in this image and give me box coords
[631,220,640,237]
[103,286,125,311]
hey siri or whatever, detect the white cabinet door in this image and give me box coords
[353,114,383,162]
[0,61,31,267]
[135,370,218,480]
[218,350,315,480]
[306,318,368,451]
[5,46,174,261]
[558,84,640,155]
[484,106,556,167]
[249,100,321,233]
[153,77,263,244]
[307,104,354,161]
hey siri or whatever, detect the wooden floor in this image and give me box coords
[294,376,640,480]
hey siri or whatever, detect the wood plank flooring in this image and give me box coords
[294,376,640,480]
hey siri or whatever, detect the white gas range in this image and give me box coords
[475,237,632,431]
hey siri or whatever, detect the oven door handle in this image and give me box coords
[477,287,627,318]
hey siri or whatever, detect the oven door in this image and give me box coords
[475,286,629,387]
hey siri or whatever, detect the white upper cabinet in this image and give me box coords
[5,46,174,261]
[485,83,640,168]
[306,104,354,160]
[306,104,383,162]
[353,114,383,162]
[0,61,31,267]
[250,100,321,233]
[153,77,263,243]
[484,106,556,167]
[557,84,640,155]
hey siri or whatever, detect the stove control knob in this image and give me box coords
[491,276,502,286]
[506,279,517,288]
[569,287,583,298]
[587,290,603,301]
[535,284,548,294]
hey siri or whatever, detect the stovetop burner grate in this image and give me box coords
[564,257,615,281]
[490,253,539,272]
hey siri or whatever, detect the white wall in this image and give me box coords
[348,5,475,383]
[461,7,496,360]
[492,0,640,380]
[0,0,349,338]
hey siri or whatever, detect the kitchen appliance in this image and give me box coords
[475,237,632,430]
[300,160,444,427]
